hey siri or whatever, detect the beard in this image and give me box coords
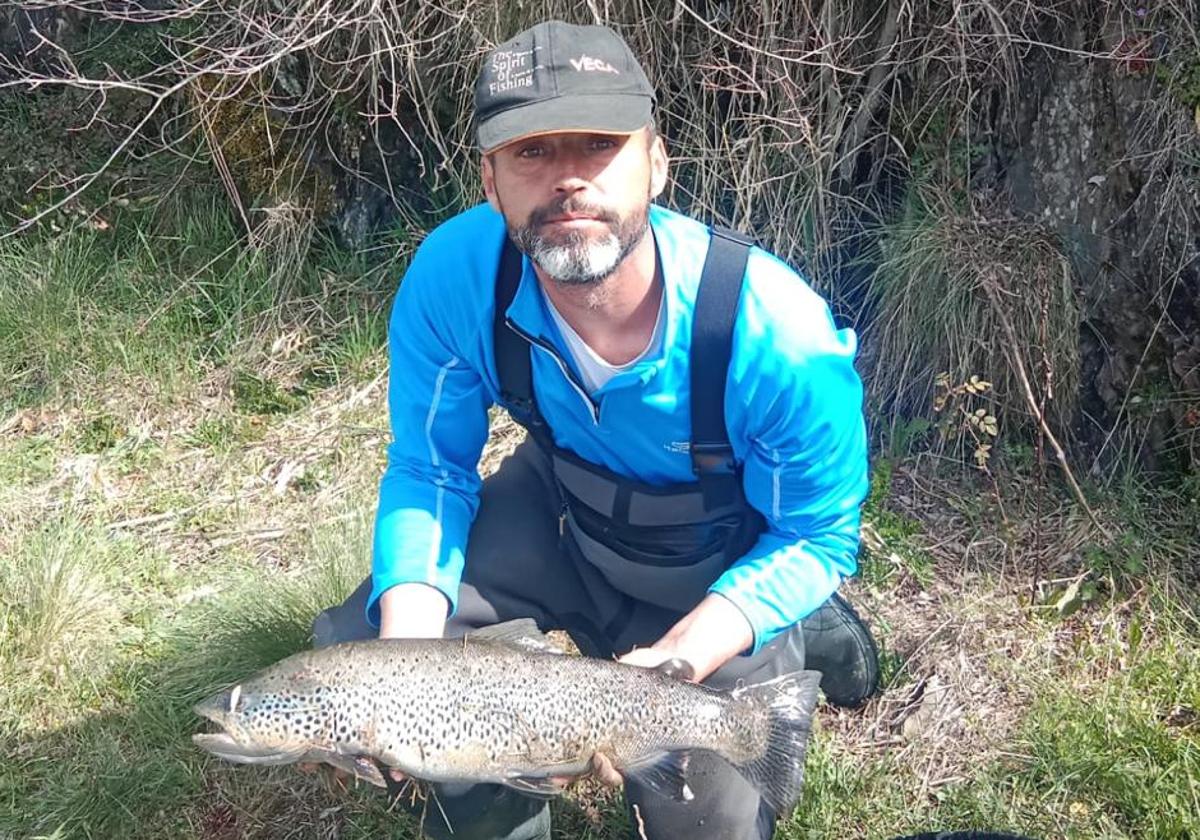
[508,195,649,286]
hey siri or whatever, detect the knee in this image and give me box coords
[311,597,375,649]
[311,609,337,649]
[416,785,550,840]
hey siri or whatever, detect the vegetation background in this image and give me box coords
[0,1,1197,838]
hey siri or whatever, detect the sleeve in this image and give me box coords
[366,241,492,628]
[710,289,870,655]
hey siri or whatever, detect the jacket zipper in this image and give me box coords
[504,317,600,424]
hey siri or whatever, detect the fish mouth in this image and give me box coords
[193,686,237,729]
[192,732,309,766]
[192,686,310,766]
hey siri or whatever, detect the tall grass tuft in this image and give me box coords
[864,190,1081,456]
[0,515,125,688]
[1,511,373,840]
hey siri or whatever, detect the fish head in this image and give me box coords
[192,674,325,766]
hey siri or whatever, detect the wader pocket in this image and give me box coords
[567,500,738,566]
[566,510,731,612]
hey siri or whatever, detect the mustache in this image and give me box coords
[527,198,619,228]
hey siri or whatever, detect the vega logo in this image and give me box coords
[569,54,619,74]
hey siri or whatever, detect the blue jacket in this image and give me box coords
[370,202,869,654]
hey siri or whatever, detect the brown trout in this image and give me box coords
[192,620,820,814]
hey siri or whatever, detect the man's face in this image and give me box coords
[481,128,668,285]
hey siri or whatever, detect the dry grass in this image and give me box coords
[865,206,1081,451]
[3,339,1198,837]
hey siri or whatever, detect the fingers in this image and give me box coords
[549,753,622,790]
[617,646,674,670]
[590,752,623,788]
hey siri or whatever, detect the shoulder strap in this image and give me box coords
[497,226,752,471]
[494,236,551,444]
[690,226,753,476]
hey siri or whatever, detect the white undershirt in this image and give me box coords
[543,288,666,394]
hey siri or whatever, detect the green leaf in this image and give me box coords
[1055,579,1085,618]
[1128,614,1143,652]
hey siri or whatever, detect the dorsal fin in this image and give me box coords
[466,619,565,654]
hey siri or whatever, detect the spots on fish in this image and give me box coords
[207,638,745,783]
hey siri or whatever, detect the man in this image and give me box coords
[312,20,877,840]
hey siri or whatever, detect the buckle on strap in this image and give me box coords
[691,442,736,476]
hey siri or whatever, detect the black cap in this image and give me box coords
[475,21,655,153]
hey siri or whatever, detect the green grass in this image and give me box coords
[0,434,57,486]
[0,512,382,840]
[3,193,1199,840]
[860,460,934,589]
[776,591,1200,840]
[0,516,126,695]
[0,193,406,414]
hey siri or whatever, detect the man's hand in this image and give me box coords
[566,596,754,791]
[550,752,623,790]
[378,582,449,640]
[618,593,753,683]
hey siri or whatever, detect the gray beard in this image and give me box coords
[528,231,624,286]
[510,204,649,287]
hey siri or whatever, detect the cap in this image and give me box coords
[474,21,655,153]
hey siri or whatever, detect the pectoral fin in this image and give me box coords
[500,775,565,798]
[309,751,386,788]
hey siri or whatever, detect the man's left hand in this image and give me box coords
[618,593,754,684]
[564,594,755,791]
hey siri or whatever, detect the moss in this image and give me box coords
[1156,50,1200,109]
[231,371,307,416]
[191,75,338,223]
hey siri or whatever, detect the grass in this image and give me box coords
[781,590,1200,839]
[2,196,1199,840]
[0,189,408,415]
[863,198,1081,459]
[859,460,935,591]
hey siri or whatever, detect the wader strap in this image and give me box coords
[494,226,754,476]
[494,237,553,449]
[690,227,752,476]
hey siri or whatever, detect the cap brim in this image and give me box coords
[478,94,653,153]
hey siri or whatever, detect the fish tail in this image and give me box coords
[727,669,821,816]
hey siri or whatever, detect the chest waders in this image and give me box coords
[306,226,877,840]
[494,228,766,629]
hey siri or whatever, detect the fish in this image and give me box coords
[192,619,821,815]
